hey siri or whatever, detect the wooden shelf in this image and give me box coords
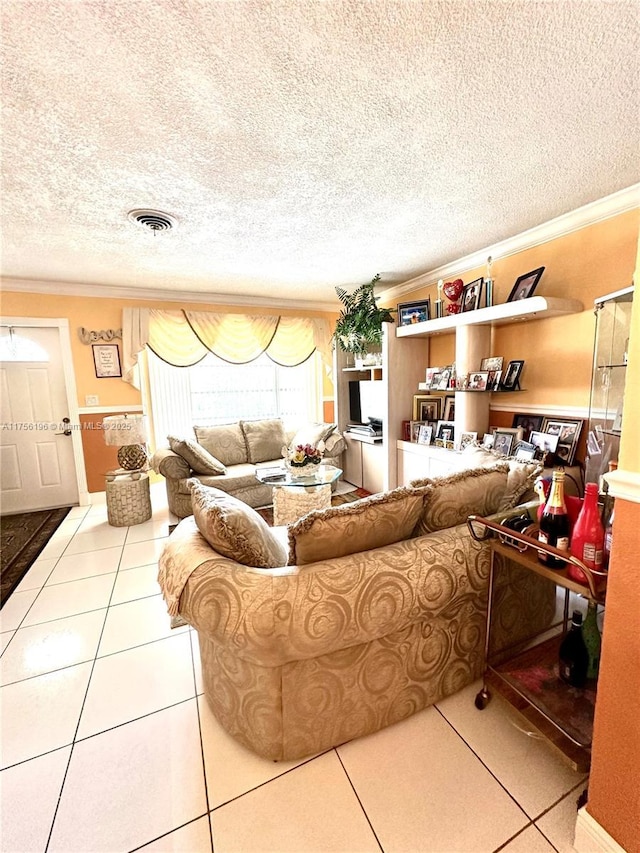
[396,296,584,338]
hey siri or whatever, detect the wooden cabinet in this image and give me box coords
[343,432,385,493]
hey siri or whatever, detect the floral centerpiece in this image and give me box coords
[282,442,324,478]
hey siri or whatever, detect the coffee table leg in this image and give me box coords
[273,484,332,526]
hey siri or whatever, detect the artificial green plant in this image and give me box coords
[333,274,396,355]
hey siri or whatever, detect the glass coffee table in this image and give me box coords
[255,465,342,525]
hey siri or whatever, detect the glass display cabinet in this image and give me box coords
[584,285,634,487]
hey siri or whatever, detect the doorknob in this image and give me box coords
[55,417,72,437]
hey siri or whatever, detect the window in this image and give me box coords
[147,348,321,447]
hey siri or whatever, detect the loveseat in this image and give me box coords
[158,462,555,761]
[151,419,346,518]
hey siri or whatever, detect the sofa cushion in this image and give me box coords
[241,419,288,464]
[411,465,510,535]
[288,487,427,566]
[190,482,287,568]
[176,464,260,495]
[452,443,542,512]
[194,423,248,466]
[289,422,337,449]
[168,435,227,475]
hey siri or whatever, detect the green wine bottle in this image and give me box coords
[581,602,602,680]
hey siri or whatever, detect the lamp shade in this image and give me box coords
[103,414,148,448]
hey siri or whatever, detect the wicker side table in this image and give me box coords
[273,483,332,526]
[106,471,152,527]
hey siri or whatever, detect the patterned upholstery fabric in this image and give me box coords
[194,423,248,466]
[451,444,543,510]
[158,511,556,761]
[241,419,288,464]
[411,466,509,535]
[288,487,427,565]
[168,435,226,475]
[289,422,337,448]
[191,482,287,569]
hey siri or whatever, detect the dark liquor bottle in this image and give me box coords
[538,470,570,568]
[559,610,589,688]
[581,602,602,680]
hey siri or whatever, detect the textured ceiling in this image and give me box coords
[1,0,639,308]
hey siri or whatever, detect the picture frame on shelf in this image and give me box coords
[514,440,537,461]
[412,395,441,421]
[493,430,516,456]
[468,371,489,391]
[530,430,559,454]
[480,356,503,371]
[436,368,452,390]
[402,420,411,442]
[435,420,455,444]
[459,431,477,450]
[512,413,544,441]
[429,372,444,389]
[417,424,433,446]
[410,420,431,442]
[487,369,502,391]
[541,417,583,465]
[398,299,431,326]
[443,395,455,421]
[506,266,545,302]
[461,278,484,312]
[482,433,495,449]
[425,366,443,386]
[500,360,524,390]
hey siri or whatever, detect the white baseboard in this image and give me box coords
[574,806,628,853]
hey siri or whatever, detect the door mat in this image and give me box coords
[1,506,71,606]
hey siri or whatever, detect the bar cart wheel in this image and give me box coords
[475,687,491,710]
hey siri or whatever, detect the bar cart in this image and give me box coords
[467,515,607,772]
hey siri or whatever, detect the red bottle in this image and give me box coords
[568,483,604,584]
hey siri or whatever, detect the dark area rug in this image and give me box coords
[1,506,71,607]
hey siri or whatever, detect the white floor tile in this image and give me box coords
[1,630,16,653]
[338,706,529,853]
[45,546,122,585]
[210,750,381,853]
[125,518,174,543]
[14,556,58,592]
[0,662,92,769]
[63,526,127,555]
[48,700,207,853]
[66,505,90,519]
[50,517,83,539]
[120,537,169,570]
[111,563,161,605]
[0,746,72,853]
[198,695,307,808]
[98,594,187,657]
[0,609,106,685]
[36,533,72,560]
[77,633,196,739]
[0,588,40,631]
[191,633,204,695]
[21,574,116,627]
[501,824,557,852]
[130,816,212,852]
[536,786,585,853]
[436,681,586,818]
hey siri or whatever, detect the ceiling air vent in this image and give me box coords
[127,209,177,232]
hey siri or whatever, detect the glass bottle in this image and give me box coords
[568,482,604,584]
[604,505,615,568]
[559,610,589,688]
[581,602,602,680]
[538,470,570,568]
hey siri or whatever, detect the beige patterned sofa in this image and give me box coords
[158,462,555,761]
[151,419,346,518]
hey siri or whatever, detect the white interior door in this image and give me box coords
[1,326,79,513]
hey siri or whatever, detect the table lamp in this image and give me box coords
[103,413,148,471]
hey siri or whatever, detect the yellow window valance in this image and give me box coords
[122,308,332,385]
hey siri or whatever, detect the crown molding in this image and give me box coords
[378,184,640,303]
[0,277,338,313]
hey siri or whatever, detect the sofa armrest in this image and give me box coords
[151,447,191,480]
[324,431,346,456]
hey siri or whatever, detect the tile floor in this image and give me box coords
[1,484,587,853]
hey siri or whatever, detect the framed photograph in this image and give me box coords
[443,395,455,421]
[501,360,524,390]
[410,420,430,442]
[468,371,489,391]
[435,420,455,442]
[493,430,515,456]
[482,433,495,449]
[461,278,484,313]
[425,366,443,386]
[417,424,433,446]
[92,344,122,378]
[429,372,443,389]
[413,395,441,421]
[530,430,559,454]
[398,299,431,326]
[480,356,503,371]
[459,431,477,450]
[402,420,411,442]
[511,414,544,441]
[514,443,536,461]
[541,417,583,465]
[436,368,452,390]
[506,266,545,302]
[487,369,502,391]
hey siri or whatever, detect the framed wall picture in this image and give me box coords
[413,395,441,421]
[461,278,483,312]
[506,267,545,302]
[398,299,431,326]
[501,360,524,390]
[541,417,583,465]
[92,344,122,378]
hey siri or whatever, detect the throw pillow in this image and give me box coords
[411,465,510,535]
[289,422,337,449]
[168,436,226,475]
[498,460,543,510]
[194,423,248,466]
[241,419,288,464]
[288,487,427,566]
[190,482,287,568]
